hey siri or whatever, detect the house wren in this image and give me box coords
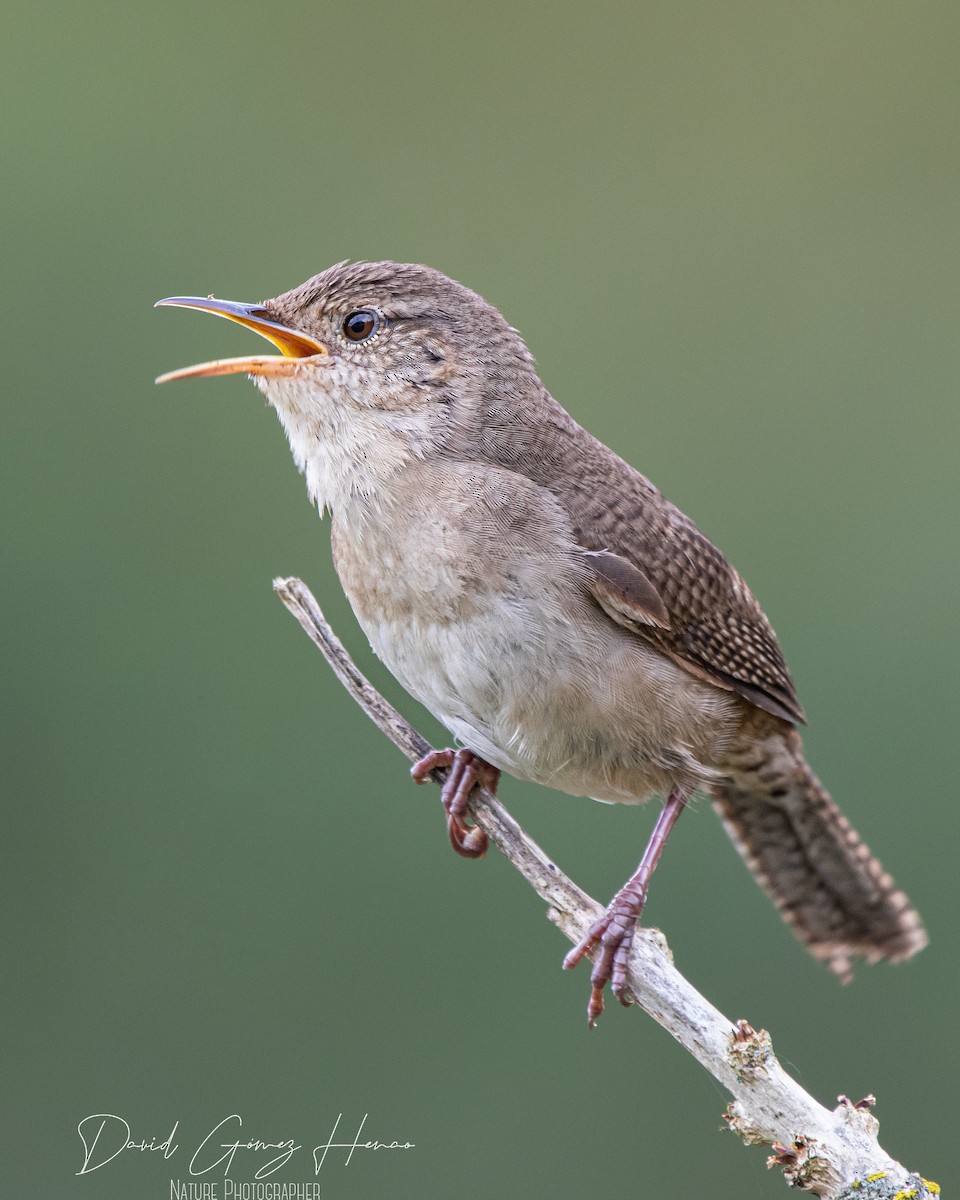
[157,261,926,1024]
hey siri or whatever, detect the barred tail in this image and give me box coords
[712,719,926,980]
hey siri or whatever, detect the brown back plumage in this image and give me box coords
[455,362,805,726]
[558,445,806,725]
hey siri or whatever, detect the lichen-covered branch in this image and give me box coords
[273,575,939,1200]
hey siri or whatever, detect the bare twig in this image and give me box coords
[273,575,938,1200]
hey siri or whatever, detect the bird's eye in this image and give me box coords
[342,309,380,342]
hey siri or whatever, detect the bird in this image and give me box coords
[156,261,926,1024]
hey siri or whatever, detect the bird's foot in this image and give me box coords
[563,881,648,1027]
[563,786,689,1027]
[411,748,498,859]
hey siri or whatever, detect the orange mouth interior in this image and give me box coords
[155,296,328,383]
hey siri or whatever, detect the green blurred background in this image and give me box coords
[3,2,957,1196]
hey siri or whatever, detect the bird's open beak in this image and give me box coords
[154,296,328,384]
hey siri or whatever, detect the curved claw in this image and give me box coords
[563,785,690,1026]
[564,894,645,1025]
[411,747,498,860]
[587,985,605,1027]
[448,813,489,859]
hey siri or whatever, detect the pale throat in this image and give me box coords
[256,372,424,519]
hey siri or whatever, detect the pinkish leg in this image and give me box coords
[411,748,499,859]
[564,786,690,1026]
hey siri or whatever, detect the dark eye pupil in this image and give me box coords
[343,310,377,341]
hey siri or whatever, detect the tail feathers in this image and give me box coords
[712,723,926,980]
